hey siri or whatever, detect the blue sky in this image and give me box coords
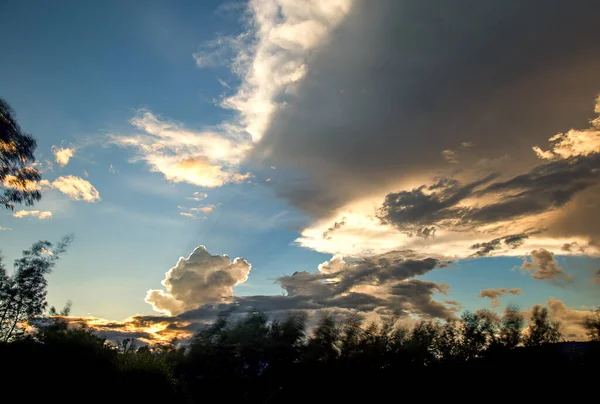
[1,0,599,340]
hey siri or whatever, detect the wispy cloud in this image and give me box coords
[109,110,252,187]
[187,191,208,202]
[441,149,459,164]
[178,204,216,219]
[13,210,52,220]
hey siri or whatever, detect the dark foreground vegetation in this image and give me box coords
[2,305,600,404]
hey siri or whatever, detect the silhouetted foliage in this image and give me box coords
[2,302,598,403]
[0,97,42,209]
[524,305,562,346]
[499,303,525,348]
[584,307,600,341]
[0,235,73,341]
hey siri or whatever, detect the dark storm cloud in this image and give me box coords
[470,233,530,257]
[278,251,442,297]
[249,0,600,217]
[378,174,498,231]
[378,154,600,232]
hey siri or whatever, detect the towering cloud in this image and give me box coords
[146,246,252,315]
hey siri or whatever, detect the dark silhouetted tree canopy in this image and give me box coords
[524,305,562,346]
[584,307,600,341]
[0,97,42,209]
[0,235,73,342]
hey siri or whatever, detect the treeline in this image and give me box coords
[2,306,599,403]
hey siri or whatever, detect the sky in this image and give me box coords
[1,0,599,343]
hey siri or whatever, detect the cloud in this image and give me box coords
[322,217,346,240]
[51,146,74,167]
[293,92,600,259]
[0,226,12,231]
[145,245,252,315]
[521,249,573,283]
[109,110,252,188]
[271,251,454,319]
[478,288,521,308]
[442,150,459,164]
[545,297,595,341]
[188,192,208,202]
[112,0,353,189]
[379,152,600,234]
[470,233,530,257]
[144,244,455,323]
[247,1,600,220]
[533,97,600,160]
[13,210,52,220]
[39,315,194,346]
[50,175,101,202]
[216,0,353,143]
[178,204,216,219]
[108,1,600,261]
[590,269,600,285]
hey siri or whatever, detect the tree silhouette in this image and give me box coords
[2,300,596,404]
[524,305,561,346]
[583,307,600,341]
[499,303,525,348]
[0,235,73,341]
[306,313,341,364]
[460,309,500,360]
[0,97,42,210]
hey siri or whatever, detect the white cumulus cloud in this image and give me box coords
[145,245,252,315]
[51,146,75,167]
